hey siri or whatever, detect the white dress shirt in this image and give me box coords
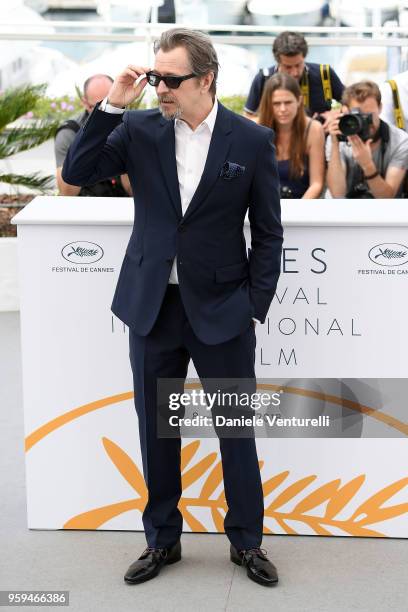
[169,98,218,283]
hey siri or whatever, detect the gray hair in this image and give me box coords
[153,28,219,98]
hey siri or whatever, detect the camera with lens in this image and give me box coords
[280,185,294,199]
[346,182,374,199]
[338,108,373,142]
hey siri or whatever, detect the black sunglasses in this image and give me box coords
[145,71,196,89]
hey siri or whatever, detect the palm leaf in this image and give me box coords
[181,506,207,532]
[339,523,385,537]
[0,84,47,129]
[0,83,64,192]
[0,120,61,158]
[356,503,408,526]
[0,172,54,191]
[63,499,142,529]
[262,471,290,498]
[266,475,317,513]
[275,516,298,535]
[300,516,333,536]
[200,461,224,499]
[325,475,366,519]
[211,507,225,532]
[180,440,200,471]
[350,477,408,526]
[181,453,217,491]
[293,479,342,514]
[102,437,147,499]
[75,84,83,101]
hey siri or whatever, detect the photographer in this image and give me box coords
[244,31,344,133]
[326,81,408,199]
[55,74,132,197]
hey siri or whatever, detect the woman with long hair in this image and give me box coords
[257,73,325,199]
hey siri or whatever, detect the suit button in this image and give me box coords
[178,225,187,233]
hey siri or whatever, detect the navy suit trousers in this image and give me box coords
[128,284,264,550]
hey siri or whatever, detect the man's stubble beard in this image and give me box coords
[158,99,183,121]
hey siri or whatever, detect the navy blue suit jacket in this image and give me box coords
[62,101,283,345]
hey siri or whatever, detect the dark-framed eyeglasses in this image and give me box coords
[146,71,196,89]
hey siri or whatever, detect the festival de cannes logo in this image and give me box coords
[61,241,104,264]
[368,243,408,267]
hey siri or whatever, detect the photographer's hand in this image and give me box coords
[347,135,404,198]
[348,135,375,174]
[315,109,341,133]
[327,114,342,142]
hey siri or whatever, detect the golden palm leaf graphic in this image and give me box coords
[63,439,408,537]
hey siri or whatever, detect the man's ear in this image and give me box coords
[81,97,91,111]
[200,72,214,94]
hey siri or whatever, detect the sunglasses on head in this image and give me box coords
[145,71,196,89]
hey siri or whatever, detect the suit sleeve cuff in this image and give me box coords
[99,96,126,114]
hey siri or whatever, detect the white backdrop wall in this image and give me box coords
[13,197,408,537]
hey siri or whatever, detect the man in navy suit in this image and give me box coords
[62,27,283,587]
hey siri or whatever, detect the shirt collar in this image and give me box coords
[175,98,218,134]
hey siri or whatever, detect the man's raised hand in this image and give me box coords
[107,65,151,108]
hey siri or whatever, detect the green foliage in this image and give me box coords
[127,92,147,110]
[32,94,82,120]
[31,90,146,120]
[0,84,62,193]
[0,120,61,159]
[0,84,47,130]
[218,95,246,115]
[0,173,55,191]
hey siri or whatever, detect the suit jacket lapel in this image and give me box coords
[156,103,233,221]
[156,118,183,218]
[183,102,232,222]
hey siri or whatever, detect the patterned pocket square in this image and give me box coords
[220,161,246,180]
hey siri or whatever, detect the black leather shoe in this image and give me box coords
[230,545,278,586]
[124,541,181,584]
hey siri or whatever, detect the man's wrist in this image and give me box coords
[364,169,380,181]
[100,96,126,114]
[362,162,377,177]
[107,98,126,109]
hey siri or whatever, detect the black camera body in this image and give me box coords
[280,185,294,199]
[346,182,375,199]
[338,108,373,142]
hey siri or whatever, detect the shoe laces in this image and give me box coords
[143,547,168,559]
[240,547,268,558]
